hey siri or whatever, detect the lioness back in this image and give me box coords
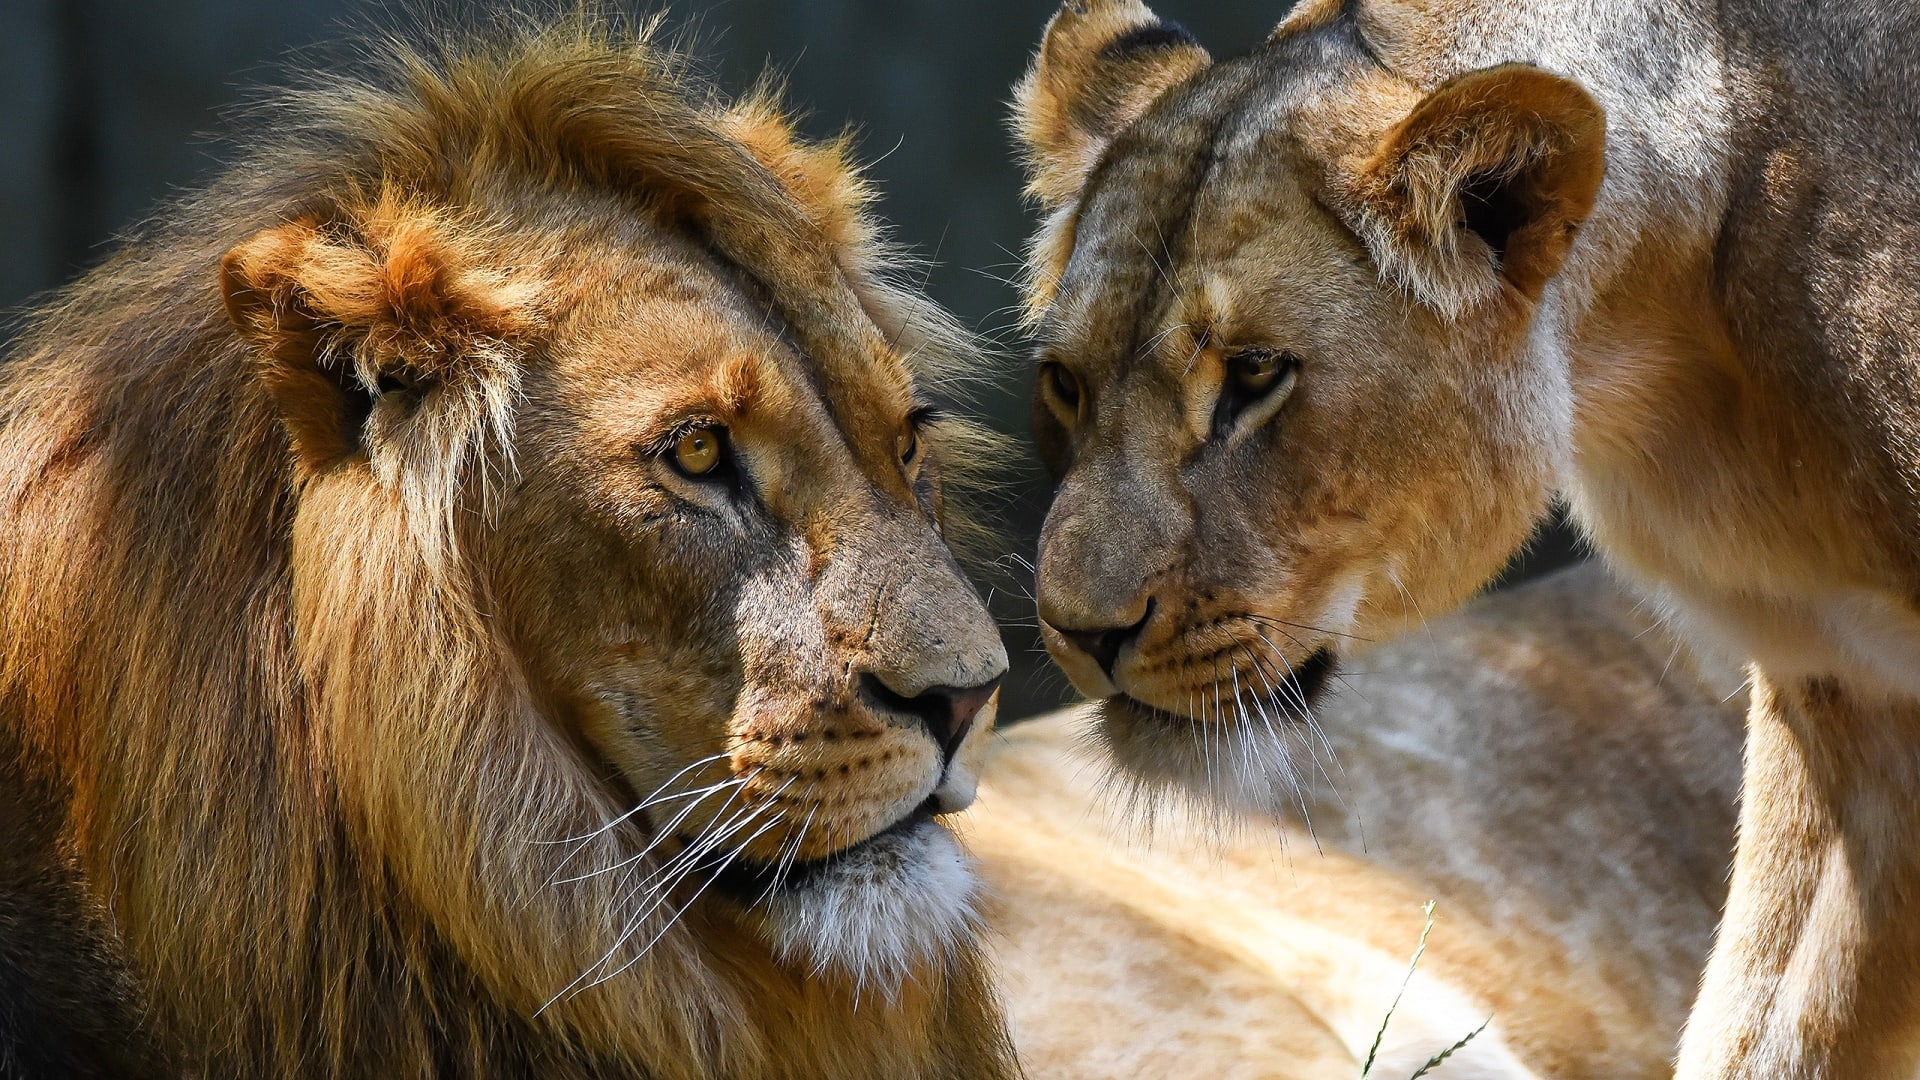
[979,564,1743,1079]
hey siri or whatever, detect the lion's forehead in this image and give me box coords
[548,229,913,443]
[1050,102,1312,362]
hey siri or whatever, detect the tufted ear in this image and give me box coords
[221,198,539,469]
[1013,0,1212,210]
[1341,65,1606,318]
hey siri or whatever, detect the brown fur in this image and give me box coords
[980,565,1746,1078]
[1012,0,1920,1074]
[0,15,1017,1079]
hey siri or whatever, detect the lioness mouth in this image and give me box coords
[708,796,943,903]
[1114,647,1338,725]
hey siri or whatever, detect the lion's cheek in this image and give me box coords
[726,722,945,863]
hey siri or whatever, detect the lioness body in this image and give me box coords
[982,566,1744,1078]
[1013,0,1920,1074]
[0,18,1015,1079]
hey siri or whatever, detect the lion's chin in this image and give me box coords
[718,814,981,992]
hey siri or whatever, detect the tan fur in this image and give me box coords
[976,566,1745,1078]
[1012,0,1920,1074]
[0,16,1018,1079]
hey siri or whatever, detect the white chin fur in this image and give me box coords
[1095,698,1318,829]
[753,819,981,991]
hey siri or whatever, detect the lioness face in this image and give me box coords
[1014,2,1602,804]
[486,217,1008,983]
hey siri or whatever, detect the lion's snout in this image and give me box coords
[858,672,1000,763]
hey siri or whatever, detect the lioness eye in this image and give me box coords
[671,426,725,478]
[1212,348,1300,439]
[1232,350,1287,394]
[1040,362,1083,425]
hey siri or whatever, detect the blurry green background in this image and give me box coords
[0,1,1578,717]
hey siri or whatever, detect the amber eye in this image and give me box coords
[671,426,725,477]
[1231,349,1287,394]
[1211,348,1300,439]
[898,427,920,467]
[1040,362,1083,425]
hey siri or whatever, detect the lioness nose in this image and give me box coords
[1045,600,1153,679]
[861,673,1002,762]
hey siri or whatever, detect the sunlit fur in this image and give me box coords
[980,566,1749,1080]
[1012,0,1579,811]
[1012,0,1920,1075]
[0,16,1017,1079]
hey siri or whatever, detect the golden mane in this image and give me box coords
[0,15,1011,1078]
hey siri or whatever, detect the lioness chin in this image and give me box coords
[0,16,1016,1079]
[1012,1,1920,1075]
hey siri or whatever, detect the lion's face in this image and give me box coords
[491,222,1008,978]
[1012,1,1603,803]
[223,174,1007,990]
[18,30,1027,1076]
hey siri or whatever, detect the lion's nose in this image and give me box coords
[860,673,1002,762]
[1043,598,1154,680]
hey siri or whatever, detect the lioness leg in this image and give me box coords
[1678,672,1920,1077]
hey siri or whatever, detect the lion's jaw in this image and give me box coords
[730,816,982,988]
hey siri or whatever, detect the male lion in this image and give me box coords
[1012,0,1920,1075]
[0,18,1016,1080]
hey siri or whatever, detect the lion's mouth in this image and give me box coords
[1111,646,1337,725]
[707,796,943,903]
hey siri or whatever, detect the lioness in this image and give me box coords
[0,18,1016,1079]
[1011,0,1920,1074]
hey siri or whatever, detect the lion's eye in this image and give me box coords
[1212,348,1300,439]
[1039,362,1083,426]
[898,427,920,468]
[671,426,726,478]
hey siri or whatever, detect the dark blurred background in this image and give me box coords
[0,0,1578,717]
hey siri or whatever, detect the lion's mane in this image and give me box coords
[0,14,1010,1079]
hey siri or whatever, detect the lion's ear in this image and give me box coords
[221,204,537,468]
[1013,0,1212,210]
[1342,65,1606,318]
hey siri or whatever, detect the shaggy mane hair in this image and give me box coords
[0,13,1012,1079]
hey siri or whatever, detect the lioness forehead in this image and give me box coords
[1045,36,1383,383]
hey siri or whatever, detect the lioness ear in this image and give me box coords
[1344,65,1605,318]
[1013,0,1212,209]
[221,203,537,468]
